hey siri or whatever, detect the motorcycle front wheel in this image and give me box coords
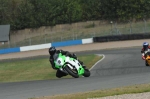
[64,66,79,78]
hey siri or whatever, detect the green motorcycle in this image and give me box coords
[53,53,90,78]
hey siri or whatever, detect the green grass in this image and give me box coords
[0,54,102,82]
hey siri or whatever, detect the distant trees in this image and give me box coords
[99,0,150,21]
[0,0,150,30]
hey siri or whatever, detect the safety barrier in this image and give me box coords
[93,33,150,42]
[0,47,20,54]
[1,33,150,54]
[0,38,93,54]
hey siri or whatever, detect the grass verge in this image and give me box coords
[0,54,102,82]
[32,83,150,99]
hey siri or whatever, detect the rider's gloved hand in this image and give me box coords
[142,56,145,60]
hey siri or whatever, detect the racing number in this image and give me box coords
[58,60,61,64]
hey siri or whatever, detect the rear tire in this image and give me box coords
[56,70,67,78]
[64,66,79,78]
[83,69,90,77]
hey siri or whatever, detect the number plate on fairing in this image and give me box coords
[56,58,64,66]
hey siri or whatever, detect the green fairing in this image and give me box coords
[69,58,84,75]
[59,53,66,60]
[54,53,66,69]
[78,66,85,75]
[54,53,85,75]
[69,58,74,61]
[54,61,60,69]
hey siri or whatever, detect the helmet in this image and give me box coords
[143,42,149,50]
[49,46,56,55]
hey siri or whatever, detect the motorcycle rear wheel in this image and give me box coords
[145,61,149,66]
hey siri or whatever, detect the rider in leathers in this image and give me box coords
[49,46,86,78]
[141,42,150,60]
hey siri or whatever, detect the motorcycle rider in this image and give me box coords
[49,46,86,78]
[141,42,150,60]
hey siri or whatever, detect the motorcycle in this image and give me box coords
[53,53,90,78]
[145,51,150,66]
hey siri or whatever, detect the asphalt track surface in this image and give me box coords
[1,47,150,99]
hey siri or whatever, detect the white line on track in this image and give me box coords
[89,54,105,71]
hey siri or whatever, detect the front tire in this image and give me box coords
[145,61,149,66]
[64,66,79,78]
[83,69,90,77]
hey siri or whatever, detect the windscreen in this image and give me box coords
[53,53,59,60]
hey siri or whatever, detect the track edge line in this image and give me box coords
[89,54,105,71]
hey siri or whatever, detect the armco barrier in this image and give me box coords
[93,33,150,42]
[20,43,51,52]
[0,38,93,54]
[51,39,82,47]
[82,38,93,44]
[1,33,150,55]
[0,47,20,54]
